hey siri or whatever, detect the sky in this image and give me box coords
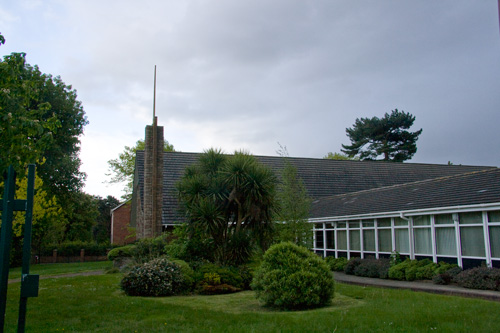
[1,0,500,200]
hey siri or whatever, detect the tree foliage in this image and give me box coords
[274,160,312,248]
[176,149,277,265]
[341,109,422,162]
[323,152,359,160]
[107,139,174,199]
[93,195,120,243]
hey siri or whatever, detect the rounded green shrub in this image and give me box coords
[251,242,334,310]
[107,245,136,261]
[325,257,348,272]
[454,267,500,291]
[120,257,185,296]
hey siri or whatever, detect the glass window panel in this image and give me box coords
[488,211,500,223]
[315,231,324,248]
[349,230,360,251]
[378,229,392,252]
[326,230,335,249]
[459,212,482,225]
[349,222,360,228]
[413,216,430,226]
[377,218,391,227]
[394,217,408,226]
[337,230,347,250]
[489,227,500,258]
[435,214,453,225]
[395,229,409,253]
[436,227,457,256]
[363,229,376,251]
[362,221,374,227]
[461,227,485,257]
[337,222,346,229]
[314,223,324,230]
[414,228,432,254]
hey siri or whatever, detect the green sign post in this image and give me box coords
[0,165,38,332]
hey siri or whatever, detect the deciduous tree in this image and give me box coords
[107,139,174,199]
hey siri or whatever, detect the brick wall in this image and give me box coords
[111,202,135,245]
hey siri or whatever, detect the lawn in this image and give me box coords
[7,261,112,280]
[3,265,500,332]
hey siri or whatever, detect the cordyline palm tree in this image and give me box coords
[176,149,277,265]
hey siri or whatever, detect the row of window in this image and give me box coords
[313,211,500,268]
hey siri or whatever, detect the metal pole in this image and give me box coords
[0,166,16,332]
[17,164,35,332]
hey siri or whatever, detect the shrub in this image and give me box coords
[454,267,500,291]
[120,257,185,296]
[325,257,348,272]
[352,258,390,279]
[415,263,438,280]
[42,241,112,257]
[171,259,195,292]
[193,263,244,289]
[132,235,170,263]
[388,259,412,280]
[107,245,136,261]
[344,257,362,275]
[251,242,334,310]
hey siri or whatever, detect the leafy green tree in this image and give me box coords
[93,195,120,244]
[64,192,99,242]
[274,160,312,247]
[341,109,423,162]
[176,149,277,265]
[107,139,174,199]
[0,53,61,176]
[0,33,5,46]
[323,152,359,160]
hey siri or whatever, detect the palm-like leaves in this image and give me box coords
[176,148,277,265]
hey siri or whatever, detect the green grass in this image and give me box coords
[3,266,500,332]
[8,261,112,280]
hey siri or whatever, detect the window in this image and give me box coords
[489,226,500,258]
[435,214,453,225]
[377,218,391,227]
[414,228,432,254]
[378,229,392,252]
[363,229,376,251]
[436,227,456,256]
[326,230,335,249]
[488,211,500,223]
[460,227,485,257]
[394,217,408,226]
[337,230,347,250]
[315,230,324,248]
[413,215,430,226]
[459,212,482,224]
[395,229,409,253]
[349,230,360,251]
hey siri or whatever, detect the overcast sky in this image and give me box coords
[2,0,500,200]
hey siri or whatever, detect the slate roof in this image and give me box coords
[135,151,495,225]
[309,168,500,219]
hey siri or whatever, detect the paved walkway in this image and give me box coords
[334,271,500,302]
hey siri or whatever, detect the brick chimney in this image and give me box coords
[141,117,163,238]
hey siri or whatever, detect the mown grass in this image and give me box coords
[4,268,500,332]
[8,261,112,280]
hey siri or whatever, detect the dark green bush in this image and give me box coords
[193,263,244,289]
[325,257,348,272]
[388,259,412,280]
[454,267,500,291]
[344,257,363,275]
[120,257,185,296]
[353,258,390,279]
[251,242,334,310]
[171,259,195,292]
[132,235,170,263]
[415,263,438,280]
[433,266,463,285]
[107,245,136,261]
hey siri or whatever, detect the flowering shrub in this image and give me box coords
[120,258,185,296]
[251,242,334,310]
